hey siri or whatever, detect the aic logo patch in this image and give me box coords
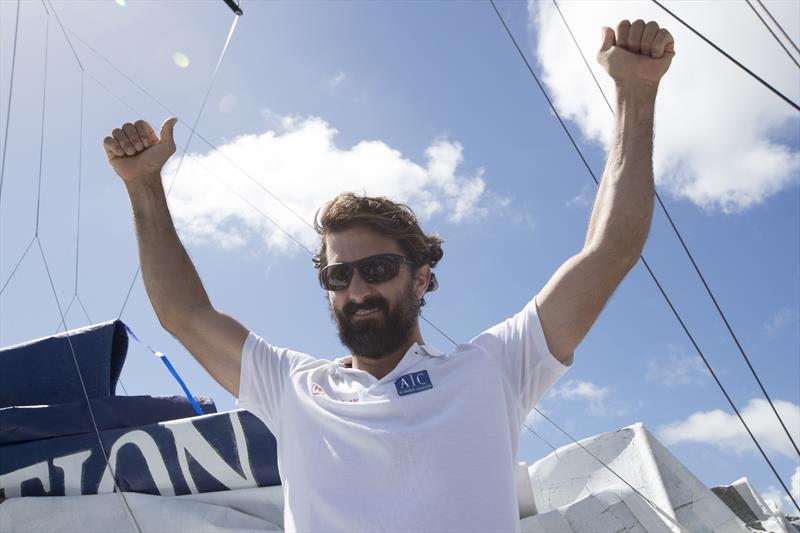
[394,370,433,396]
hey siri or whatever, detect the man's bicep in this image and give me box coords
[175,307,249,396]
[536,249,633,364]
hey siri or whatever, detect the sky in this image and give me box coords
[1,0,798,515]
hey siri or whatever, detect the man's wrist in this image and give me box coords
[125,173,168,212]
[126,173,164,195]
[615,80,659,104]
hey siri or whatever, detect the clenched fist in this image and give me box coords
[597,20,675,86]
[103,117,177,186]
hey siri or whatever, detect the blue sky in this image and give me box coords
[1,0,798,513]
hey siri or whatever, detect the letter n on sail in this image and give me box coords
[165,411,256,494]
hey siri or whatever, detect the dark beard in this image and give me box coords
[331,280,420,359]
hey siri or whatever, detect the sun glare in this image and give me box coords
[172,52,190,69]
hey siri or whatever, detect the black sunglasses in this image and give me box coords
[319,254,416,291]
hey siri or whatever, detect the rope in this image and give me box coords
[650,0,799,112]
[744,0,800,69]
[33,18,49,236]
[0,0,21,203]
[30,3,144,528]
[490,0,799,511]
[0,235,35,296]
[36,239,141,532]
[756,0,800,56]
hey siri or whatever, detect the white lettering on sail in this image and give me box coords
[53,449,91,496]
[97,430,175,496]
[164,411,255,494]
[0,461,51,498]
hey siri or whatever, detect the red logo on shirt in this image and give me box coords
[312,383,325,395]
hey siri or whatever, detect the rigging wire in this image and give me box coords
[36,239,141,533]
[0,0,21,203]
[117,13,241,319]
[756,0,800,56]
[44,0,134,392]
[33,16,49,237]
[650,0,799,112]
[489,0,799,511]
[0,235,35,296]
[81,72,316,254]
[19,4,142,531]
[744,0,800,69]
[552,0,800,461]
[60,25,315,233]
[52,71,86,333]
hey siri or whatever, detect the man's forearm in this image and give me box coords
[127,175,211,331]
[584,81,657,265]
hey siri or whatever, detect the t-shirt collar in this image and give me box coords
[334,342,445,370]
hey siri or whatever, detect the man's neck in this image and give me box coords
[351,330,424,380]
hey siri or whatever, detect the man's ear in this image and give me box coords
[414,265,431,300]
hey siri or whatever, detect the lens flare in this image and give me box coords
[218,94,238,113]
[172,52,190,69]
[114,0,126,6]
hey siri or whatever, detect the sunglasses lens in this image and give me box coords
[322,264,352,291]
[359,256,399,283]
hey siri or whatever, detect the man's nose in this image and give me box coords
[346,269,374,302]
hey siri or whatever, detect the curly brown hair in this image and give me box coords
[313,193,444,305]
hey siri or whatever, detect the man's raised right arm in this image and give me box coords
[104,117,248,396]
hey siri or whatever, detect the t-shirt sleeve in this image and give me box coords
[470,295,571,424]
[235,332,315,433]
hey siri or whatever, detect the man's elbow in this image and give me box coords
[582,242,641,275]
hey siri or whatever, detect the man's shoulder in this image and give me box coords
[246,333,332,370]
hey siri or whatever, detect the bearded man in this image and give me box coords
[103,20,674,532]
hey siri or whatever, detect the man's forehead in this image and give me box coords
[326,226,404,263]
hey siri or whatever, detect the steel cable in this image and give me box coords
[490,0,799,511]
[552,0,800,461]
[116,13,241,319]
[0,0,21,203]
[744,0,800,69]
[650,0,799,112]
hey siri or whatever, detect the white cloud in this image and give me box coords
[163,114,488,252]
[658,398,800,459]
[528,1,800,213]
[218,94,238,113]
[566,183,594,209]
[792,466,800,508]
[328,71,346,89]
[764,307,798,338]
[645,344,706,386]
[761,466,800,514]
[761,485,785,514]
[549,379,632,417]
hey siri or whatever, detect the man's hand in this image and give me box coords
[103,117,177,186]
[597,20,675,86]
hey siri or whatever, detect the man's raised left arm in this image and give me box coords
[536,20,675,364]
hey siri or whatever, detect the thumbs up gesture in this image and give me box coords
[103,117,178,186]
[597,20,675,86]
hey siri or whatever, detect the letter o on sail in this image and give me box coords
[97,430,175,496]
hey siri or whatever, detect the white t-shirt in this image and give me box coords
[236,296,570,532]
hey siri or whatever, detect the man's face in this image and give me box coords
[325,226,429,359]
